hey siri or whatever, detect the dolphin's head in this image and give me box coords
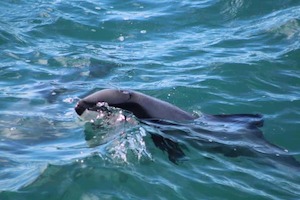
[75,89,132,116]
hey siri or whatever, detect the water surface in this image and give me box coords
[0,0,300,199]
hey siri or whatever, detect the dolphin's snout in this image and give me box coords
[75,101,86,116]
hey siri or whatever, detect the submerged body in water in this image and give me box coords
[75,89,300,168]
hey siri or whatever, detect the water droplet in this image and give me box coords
[63,97,73,103]
[118,36,125,42]
[38,59,48,65]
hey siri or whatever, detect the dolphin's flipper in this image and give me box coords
[150,133,185,164]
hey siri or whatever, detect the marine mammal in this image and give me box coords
[75,89,300,167]
[75,89,262,126]
[75,89,196,121]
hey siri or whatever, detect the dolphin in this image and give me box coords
[75,89,299,167]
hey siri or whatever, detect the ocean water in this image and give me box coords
[1,0,300,199]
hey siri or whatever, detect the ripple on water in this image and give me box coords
[1,0,300,199]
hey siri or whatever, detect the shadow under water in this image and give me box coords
[80,104,300,170]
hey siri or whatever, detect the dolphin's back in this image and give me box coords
[110,91,196,121]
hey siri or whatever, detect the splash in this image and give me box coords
[80,102,152,164]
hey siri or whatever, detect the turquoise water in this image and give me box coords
[1,0,300,199]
